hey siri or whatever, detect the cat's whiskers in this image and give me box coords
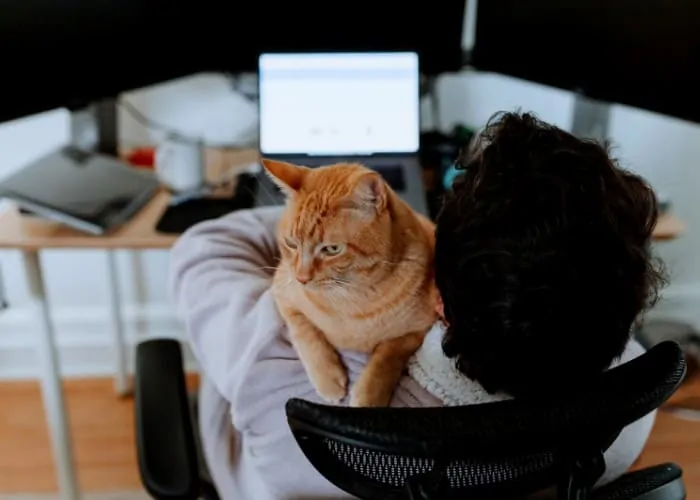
[330,277,351,286]
[320,279,382,315]
[379,256,427,267]
[255,265,278,273]
[336,276,381,295]
[275,267,296,289]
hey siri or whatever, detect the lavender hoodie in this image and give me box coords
[169,207,654,500]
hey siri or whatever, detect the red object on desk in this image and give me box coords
[126,147,155,168]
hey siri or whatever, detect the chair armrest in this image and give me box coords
[135,338,200,500]
[592,463,686,500]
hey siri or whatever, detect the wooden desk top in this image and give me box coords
[0,146,687,250]
[0,190,178,250]
[0,149,259,250]
[653,212,686,242]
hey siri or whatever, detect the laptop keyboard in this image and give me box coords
[300,158,406,191]
[373,164,406,191]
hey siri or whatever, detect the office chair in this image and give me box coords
[135,339,686,500]
[134,339,219,500]
[285,341,688,500]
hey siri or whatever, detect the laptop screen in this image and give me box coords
[259,52,420,156]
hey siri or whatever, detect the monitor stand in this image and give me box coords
[69,98,119,156]
[570,92,611,143]
[423,75,442,130]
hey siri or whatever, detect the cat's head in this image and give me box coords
[262,159,393,288]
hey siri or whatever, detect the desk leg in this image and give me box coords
[22,250,80,500]
[106,251,130,396]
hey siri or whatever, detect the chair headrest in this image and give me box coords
[286,340,686,456]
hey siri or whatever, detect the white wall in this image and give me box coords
[1,67,698,378]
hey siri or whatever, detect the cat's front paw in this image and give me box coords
[349,381,392,408]
[311,362,348,404]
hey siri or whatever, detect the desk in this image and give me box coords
[0,148,257,500]
[651,212,686,242]
[0,146,685,499]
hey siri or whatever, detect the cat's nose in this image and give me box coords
[296,274,311,285]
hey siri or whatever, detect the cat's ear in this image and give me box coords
[261,158,308,195]
[347,172,387,213]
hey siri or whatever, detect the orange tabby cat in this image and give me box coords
[262,159,438,407]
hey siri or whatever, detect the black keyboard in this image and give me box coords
[155,173,258,234]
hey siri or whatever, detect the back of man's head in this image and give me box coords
[435,111,665,398]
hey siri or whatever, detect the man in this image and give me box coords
[170,111,664,499]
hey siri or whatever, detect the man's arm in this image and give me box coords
[169,208,299,420]
[170,207,430,434]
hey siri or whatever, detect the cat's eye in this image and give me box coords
[284,237,298,250]
[319,244,344,256]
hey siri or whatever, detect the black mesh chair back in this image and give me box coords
[286,341,686,500]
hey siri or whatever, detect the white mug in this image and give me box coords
[155,136,206,193]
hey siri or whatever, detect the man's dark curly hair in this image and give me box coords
[435,111,666,398]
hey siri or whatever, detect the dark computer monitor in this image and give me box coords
[471,0,700,125]
[0,0,466,125]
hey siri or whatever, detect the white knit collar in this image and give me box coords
[407,322,512,406]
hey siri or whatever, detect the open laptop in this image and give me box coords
[255,51,428,215]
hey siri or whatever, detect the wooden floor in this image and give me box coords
[0,374,699,496]
[0,375,198,494]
